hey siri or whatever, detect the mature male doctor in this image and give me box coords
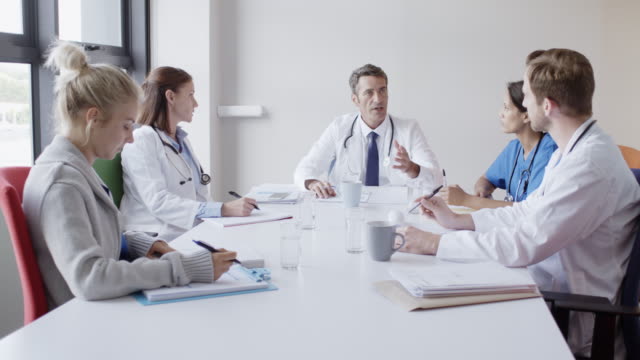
[399,49,640,359]
[294,64,442,198]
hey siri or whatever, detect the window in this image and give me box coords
[0,63,33,166]
[0,0,149,166]
[0,0,23,35]
[58,0,123,47]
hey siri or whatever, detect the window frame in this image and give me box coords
[0,0,149,161]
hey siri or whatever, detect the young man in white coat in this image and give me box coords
[399,49,640,359]
[293,64,442,198]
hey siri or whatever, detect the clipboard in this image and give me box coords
[133,267,278,306]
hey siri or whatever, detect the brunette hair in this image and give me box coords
[138,66,192,132]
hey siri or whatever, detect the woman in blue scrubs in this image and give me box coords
[442,81,557,209]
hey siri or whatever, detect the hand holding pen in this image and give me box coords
[193,240,240,280]
[408,185,443,214]
[222,191,259,216]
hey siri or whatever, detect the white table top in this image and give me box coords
[0,196,573,359]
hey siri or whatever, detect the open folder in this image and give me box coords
[376,262,540,311]
[136,266,275,305]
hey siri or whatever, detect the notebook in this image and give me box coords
[246,184,302,204]
[193,239,265,268]
[203,210,292,228]
[141,265,270,302]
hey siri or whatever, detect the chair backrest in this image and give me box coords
[632,168,640,185]
[619,145,640,168]
[93,153,123,207]
[0,166,48,325]
[621,169,640,359]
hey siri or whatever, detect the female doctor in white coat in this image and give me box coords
[120,67,256,240]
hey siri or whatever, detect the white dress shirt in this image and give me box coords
[437,120,640,358]
[294,113,442,189]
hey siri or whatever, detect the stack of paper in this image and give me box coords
[389,262,537,298]
[142,265,269,302]
[246,184,301,204]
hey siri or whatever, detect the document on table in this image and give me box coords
[389,261,537,298]
[246,184,301,204]
[142,265,269,302]
[316,190,371,203]
[204,210,292,228]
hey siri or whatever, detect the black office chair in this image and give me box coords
[543,168,640,360]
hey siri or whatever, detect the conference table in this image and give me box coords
[0,187,573,359]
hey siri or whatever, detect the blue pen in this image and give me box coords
[408,185,443,214]
[193,239,242,265]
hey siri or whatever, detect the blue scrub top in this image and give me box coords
[485,133,557,201]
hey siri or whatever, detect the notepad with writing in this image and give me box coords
[141,266,270,302]
[203,210,292,228]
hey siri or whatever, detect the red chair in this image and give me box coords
[0,166,48,325]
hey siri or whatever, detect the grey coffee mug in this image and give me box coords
[366,221,405,261]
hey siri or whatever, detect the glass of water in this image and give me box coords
[298,191,316,230]
[280,221,302,269]
[345,207,364,253]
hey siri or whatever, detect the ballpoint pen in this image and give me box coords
[193,239,242,265]
[442,169,447,187]
[228,191,260,210]
[408,185,444,214]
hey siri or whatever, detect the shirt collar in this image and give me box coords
[358,113,390,139]
[162,126,189,150]
[562,118,596,157]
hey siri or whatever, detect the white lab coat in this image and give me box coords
[120,125,211,240]
[437,120,640,358]
[294,113,442,189]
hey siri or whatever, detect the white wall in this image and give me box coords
[151,0,224,199]
[207,0,639,194]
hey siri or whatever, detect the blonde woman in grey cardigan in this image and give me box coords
[22,41,237,310]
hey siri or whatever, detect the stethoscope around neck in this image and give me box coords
[152,127,211,186]
[504,133,543,202]
[343,115,395,167]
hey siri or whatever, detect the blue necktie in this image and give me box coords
[365,132,379,186]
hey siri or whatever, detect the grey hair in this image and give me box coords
[348,64,388,94]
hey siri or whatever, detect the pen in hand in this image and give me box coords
[193,239,242,265]
[228,191,260,210]
[408,185,444,214]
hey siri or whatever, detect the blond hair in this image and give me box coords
[45,41,141,141]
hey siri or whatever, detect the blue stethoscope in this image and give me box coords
[152,127,211,186]
[343,115,396,167]
[504,133,543,202]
